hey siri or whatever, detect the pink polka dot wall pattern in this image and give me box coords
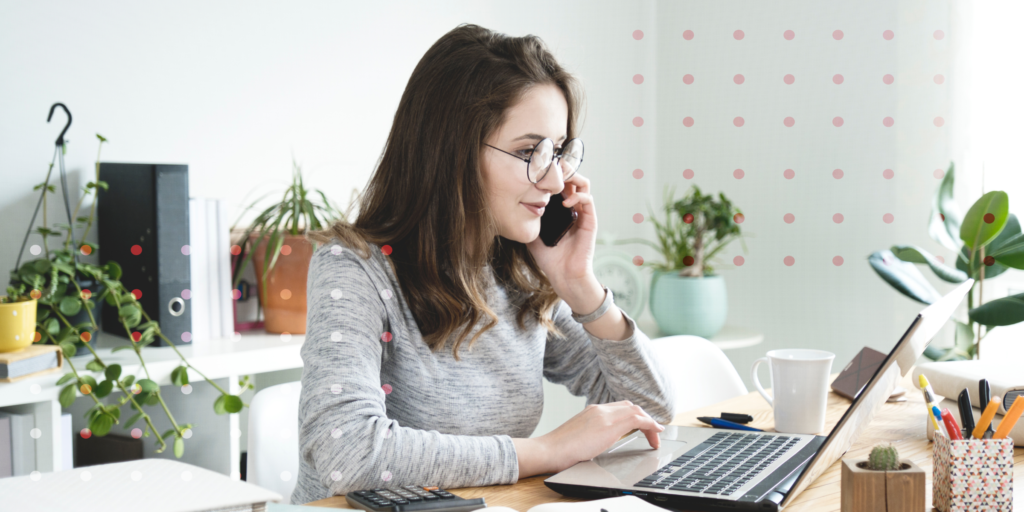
[633,213,644,223]
[934,168,945,179]
[784,117,795,127]
[733,169,745,179]
[934,30,945,40]
[883,30,895,40]
[833,74,844,85]
[784,169,795,179]
[833,117,844,127]
[833,256,845,266]
[632,169,644,179]
[833,213,844,224]
[883,117,894,127]
[683,117,694,127]
[833,30,844,40]
[934,117,945,127]
[633,117,644,127]
[883,169,895,179]
[883,74,895,85]
[935,74,945,84]
[734,30,744,40]
[683,74,694,84]
[784,30,795,40]
[633,74,644,84]
[734,74,745,85]
[833,169,844,179]
[683,30,694,40]
[633,30,644,40]
[784,74,795,85]
[683,169,694,179]
[733,117,744,127]
[784,256,796,266]
[784,213,795,224]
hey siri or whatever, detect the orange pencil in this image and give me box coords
[972,396,1002,439]
[994,395,1024,440]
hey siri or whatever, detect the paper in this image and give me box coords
[527,495,673,512]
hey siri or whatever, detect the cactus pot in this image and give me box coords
[648,271,727,338]
[840,458,925,512]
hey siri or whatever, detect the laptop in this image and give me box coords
[544,278,974,512]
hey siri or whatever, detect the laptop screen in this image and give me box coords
[780,278,974,507]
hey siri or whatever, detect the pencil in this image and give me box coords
[972,397,1002,440]
[994,395,1024,440]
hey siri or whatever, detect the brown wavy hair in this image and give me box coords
[307,23,586,361]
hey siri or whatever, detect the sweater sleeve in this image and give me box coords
[542,299,678,424]
[297,244,519,497]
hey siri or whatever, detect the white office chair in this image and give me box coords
[247,380,302,503]
[649,334,748,413]
[533,334,748,437]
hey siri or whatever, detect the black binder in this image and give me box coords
[97,163,191,346]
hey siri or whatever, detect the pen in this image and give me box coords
[940,408,963,440]
[979,379,994,435]
[957,388,976,435]
[697,417,764,432]
[932,405,945,435]
[994,395,1024,440]
[720,412,754,424]
[919,375,941,431]
[972,397,1002,439]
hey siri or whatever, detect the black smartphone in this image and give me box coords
[539,193,578,247]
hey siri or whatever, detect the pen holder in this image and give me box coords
[932,433,1014,512]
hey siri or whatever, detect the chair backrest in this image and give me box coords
[247,380,303,502]
[649,335,748,413]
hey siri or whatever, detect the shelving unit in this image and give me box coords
[0,331,304,478]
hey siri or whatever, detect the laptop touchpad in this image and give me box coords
[591,437,689,486]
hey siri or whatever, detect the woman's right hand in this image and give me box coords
[538,400,666,474]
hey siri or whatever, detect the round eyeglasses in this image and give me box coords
[485,137,584,184]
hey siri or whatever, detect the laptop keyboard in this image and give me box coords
[633,431,800,495]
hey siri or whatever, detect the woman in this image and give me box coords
[293,23,677,505]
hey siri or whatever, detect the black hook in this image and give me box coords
[47,102,72,147]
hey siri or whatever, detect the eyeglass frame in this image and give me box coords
[483,137,584,184]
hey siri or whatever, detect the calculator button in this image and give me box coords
[423,486,439,491]
[355,491,370,497]
[392,499,409,504]
[422,495,439,500]
[405,496,423,501]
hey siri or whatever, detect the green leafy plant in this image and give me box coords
[230,158,359,307]
[8,133,247,458]
[866,443,902,471]
[868,162,1024,361]
[606,184,749,277]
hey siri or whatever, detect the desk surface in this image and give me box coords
[306,370,1024,511]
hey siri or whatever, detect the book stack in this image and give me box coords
[0,344,63,383]
[188,198,236,344]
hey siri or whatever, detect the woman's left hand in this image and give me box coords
[526,173,598,299]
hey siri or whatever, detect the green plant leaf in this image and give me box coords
[161,428,176,440]
[867,250,941,304]
[56,372,76,386]
[59,341,77,359]
[32,259,52,274]
[171,366,189,387]
[956,243,1009,280]
[174,436,184,458]
[145,393,159,406]
[85,360,105,372]
[112,345,136,353]
[960,191,1009,251]
[138,378,159,393]
[89,413,114,437]
[105,364,122,381]
[103,261,122,280]
[928,162,963,252]
[986,214,1024,270]
[44,317,59,335]
[922,345,946,361]
[954,320,975,355]
[890,245,968,283]
[80,375,97,390]
[125,412,143,429]
[59,383,77,407]
[59,296,82,316]
[968,293,1024,327]
[121,374,135,388]
[95,379,114,398]
[214,394,244,414]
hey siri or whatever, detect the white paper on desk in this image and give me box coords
[0,458,282,512]
[527,496,672,512]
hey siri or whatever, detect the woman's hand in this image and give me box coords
[526,172,598,298]
[512,399,663,475]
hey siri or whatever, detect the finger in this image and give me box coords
[563,191,592,208]
[634,414,664,449]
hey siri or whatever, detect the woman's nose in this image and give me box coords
[537,159,567,193]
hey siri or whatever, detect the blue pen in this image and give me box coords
[931,405,944,433]
[697,416,763,432]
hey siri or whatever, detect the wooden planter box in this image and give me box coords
[840,458,925,512]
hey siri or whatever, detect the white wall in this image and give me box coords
[2,0,1021,421]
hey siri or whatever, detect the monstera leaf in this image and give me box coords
[868,250,942,305]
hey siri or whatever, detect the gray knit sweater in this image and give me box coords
[291,238,677,505]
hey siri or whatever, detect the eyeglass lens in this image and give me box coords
[528,138,584,183]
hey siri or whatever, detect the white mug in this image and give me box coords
[751,349,835,434]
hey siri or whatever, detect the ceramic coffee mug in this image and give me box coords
[751,349,835,434]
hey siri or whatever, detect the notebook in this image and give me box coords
[0,343,63,382]
[0,458,282,512]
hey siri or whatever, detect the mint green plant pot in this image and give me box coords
[649,271,727,339]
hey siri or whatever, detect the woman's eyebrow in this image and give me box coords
[512,133,567,142]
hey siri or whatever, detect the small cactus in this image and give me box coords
[867,443,901,471]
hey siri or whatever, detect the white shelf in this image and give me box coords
[0,331,305,477]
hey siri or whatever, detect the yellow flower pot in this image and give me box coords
[0,298,37,353]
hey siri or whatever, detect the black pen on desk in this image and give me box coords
[697,417,764,432]
[957,388,975,436]
[979,379,994,435]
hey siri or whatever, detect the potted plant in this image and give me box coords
[230,159,359,334]
[0,286,38,353]
[610,184,748,338]
[841,443,924,512]
[9,118,250,458]
[868,162,1024,361]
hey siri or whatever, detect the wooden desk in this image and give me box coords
[307,370,1023,510]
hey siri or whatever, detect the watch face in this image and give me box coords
[595,263,641,316]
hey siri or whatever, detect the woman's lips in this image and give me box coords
[521,203,545,216]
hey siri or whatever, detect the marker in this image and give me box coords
[972,397,1002,440]
[940,408,963,440]
[994,395,1024,440]
[696,417,764,432]
[932,405,945,436]
[919,375,941,431]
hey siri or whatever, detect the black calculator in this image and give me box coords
[345,486,487,512]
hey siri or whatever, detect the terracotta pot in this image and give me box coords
[250,233,314,334]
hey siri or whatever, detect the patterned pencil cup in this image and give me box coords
[932,433,1014,512]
